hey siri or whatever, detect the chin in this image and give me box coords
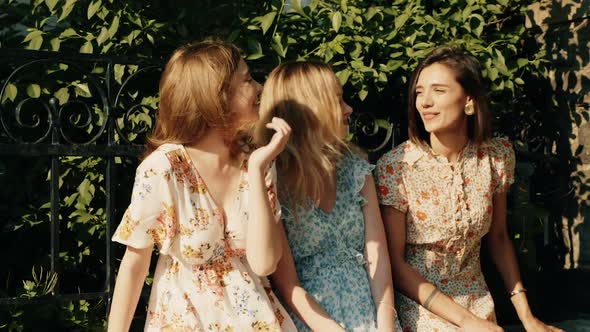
[422,125,436,133]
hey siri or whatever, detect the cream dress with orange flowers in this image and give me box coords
[112,143,296,332]
[375,137,515,331]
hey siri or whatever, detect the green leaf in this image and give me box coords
[365,6,378,21]
[80,41,93,54]
[246,39,263,60]
[50,37,61,51]
[45,0,58,14]
[287,0,306,16]
[488,67,499,81]
[517,58,529,68]
[108,15,120,39]
[259,11,277,35]
[58,0,77,22]
[394,13,409,30]
[332,11,342,32]
[497,0,508,6]
[27,35,44,50]
[340,0,348,12]
[359,89,368,101]
[330,42,344,54]
[470,14,484,37]
[486,4,502,14]
[124,30,141,45]
[23,30,43,43]
[271,34,287,58]
[87,0,102,19]
[54,87,70,105]
[514,78,524,85]
[78,178,93,205]
[2,83,17,103]
[27,84,41,98]
[114,64,125,84]
[335,68,351,85]
[494,49,509,75]
[73,83,91,97]
[96,27,109,45]
[102,42,113,53]
[60,28,78,38]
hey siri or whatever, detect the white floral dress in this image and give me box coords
[112,143,296,332]
[375,137,515,331]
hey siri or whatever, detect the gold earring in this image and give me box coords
[464,104,475,115]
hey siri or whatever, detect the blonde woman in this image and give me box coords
[256,62,401,332]
[108,40,296,332]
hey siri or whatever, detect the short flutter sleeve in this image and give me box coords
[112,151,178,254]
[348,153,376,206]
[265,162,282,222]
[490,137,516,194]
[375,148,409,213]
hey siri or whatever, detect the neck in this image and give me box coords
[187,129,234,166]
[429,129,469,163]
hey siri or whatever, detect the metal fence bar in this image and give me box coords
[0,48,162,309]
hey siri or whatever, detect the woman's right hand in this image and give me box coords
[460,315,504,332]
[248,117,291,172]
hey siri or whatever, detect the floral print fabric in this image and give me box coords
[112,143,296,332]
[281,152,402,332]
[375,137,515,331]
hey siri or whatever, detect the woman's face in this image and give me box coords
[228,59,263,126]
[415,63,472,136]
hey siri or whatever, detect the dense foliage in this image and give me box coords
[0,0,556,330]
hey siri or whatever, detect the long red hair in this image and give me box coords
[146,40,242,155]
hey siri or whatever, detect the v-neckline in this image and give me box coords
[180,145,245,219]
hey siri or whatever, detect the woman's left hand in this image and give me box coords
[522,315,564,332]
[249,117,291,171]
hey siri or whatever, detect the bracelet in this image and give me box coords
[423,288,439,310]
[509,288,527,297]
[378,301,399,322]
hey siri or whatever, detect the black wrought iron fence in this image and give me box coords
[0,48,164,319]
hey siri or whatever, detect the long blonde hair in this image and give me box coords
[255,61,348,208]
[146,39,242,155]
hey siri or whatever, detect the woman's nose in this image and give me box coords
[419,92,433,107]
[344,102,353,115]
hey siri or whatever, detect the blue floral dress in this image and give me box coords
[280,152,401,332]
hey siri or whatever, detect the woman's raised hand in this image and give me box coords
[249,117,291,170]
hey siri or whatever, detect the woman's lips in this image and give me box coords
[421,112,439,120]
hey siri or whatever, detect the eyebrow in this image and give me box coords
[415,83,450,89]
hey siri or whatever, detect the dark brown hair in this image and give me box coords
[408,47,492,146]
[146,39,242,155]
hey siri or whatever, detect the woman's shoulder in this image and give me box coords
[479,136,514,158]
[139,143,184,171]
[377,140,423,166]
